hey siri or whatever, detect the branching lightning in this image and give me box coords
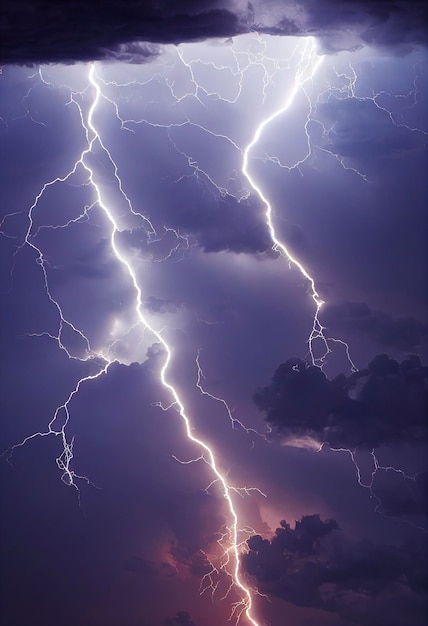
[196,349,265,442]
[237,36,426,530]
[241,38,332,369]
[2,32,426,625]
[329,446,427,533]
[2,61,263,625]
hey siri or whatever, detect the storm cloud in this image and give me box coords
[254,353,428,448]
[242,514,427,625]
[1,1,428,64]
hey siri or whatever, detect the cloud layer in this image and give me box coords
[1,1,427,64]
[254,353,428,448]
[242,514,427,625]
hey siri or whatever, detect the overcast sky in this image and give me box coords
[1,2,427,626]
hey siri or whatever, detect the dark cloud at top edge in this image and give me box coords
[1,1,427,65]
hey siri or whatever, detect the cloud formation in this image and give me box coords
[1,1,427,64]
[242,514,427,625]
[156,179,273,255]
[254,353,427,448]
[118,183,272,256]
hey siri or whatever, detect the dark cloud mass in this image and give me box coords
[0,1,241,64]
[1,1,428,64]
[169,183,272,254]
[242,514,427,625]
[117,182,272,256]
[254,353,428,448]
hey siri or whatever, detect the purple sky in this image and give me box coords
[1,3,427,626]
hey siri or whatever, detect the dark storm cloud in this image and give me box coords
[1,1,428,65]
[118,185,272,255]
[322,301,428,351]
[254,353,427,448]
[242,514,427,625]
[164,179,272,254]
[293,0,428,53]
[0,1,242,64]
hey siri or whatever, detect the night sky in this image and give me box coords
[1,2,427,626]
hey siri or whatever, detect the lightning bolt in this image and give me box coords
[2,61,263,625]
[237,37,426,532]
[83,66,263,624]
[2,33,426,625]
[241,38,331,369]
[329,446,427,533]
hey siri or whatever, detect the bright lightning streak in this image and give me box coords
[238,37,424,531]
[3,33,425,624]
[241,38,332,367]
[84,64,261,626]
[4,62,261,625]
